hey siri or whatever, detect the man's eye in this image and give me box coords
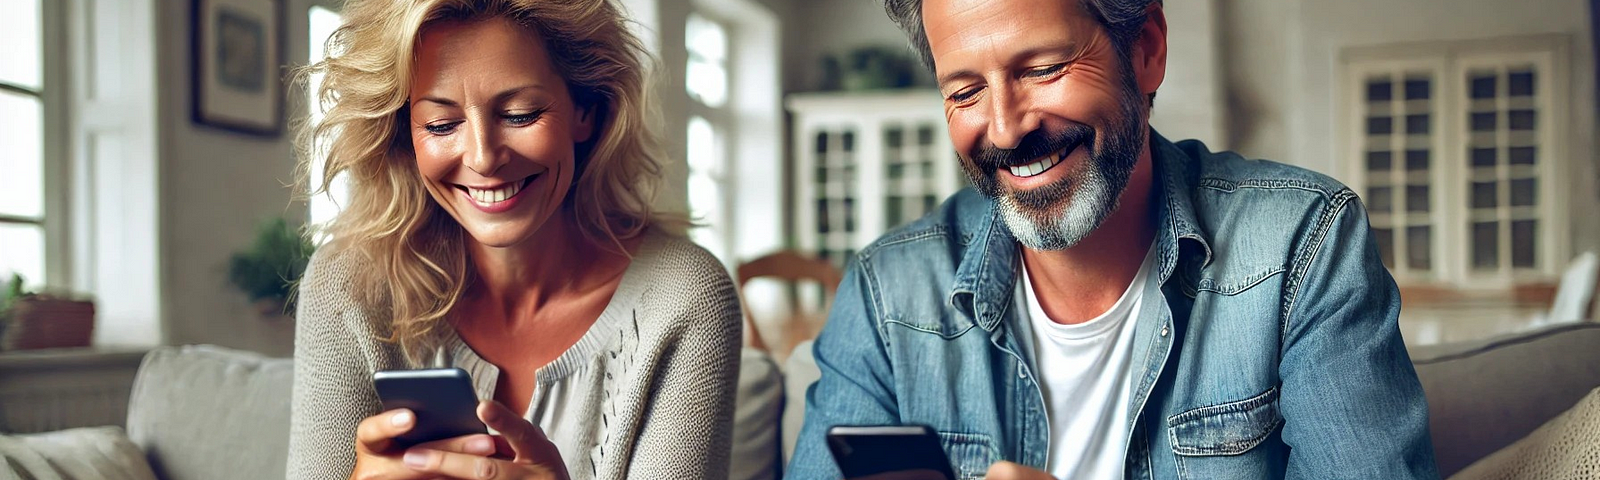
[948,88,980,103]
[1025,63,1068,78]
[504,109,547,127]
[424,121,462,135]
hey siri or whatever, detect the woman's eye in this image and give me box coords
[424,121,462,135]
[504,109,546,127]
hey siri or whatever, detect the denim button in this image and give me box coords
[1018,370,1026,379]
[1160,325,1170,337]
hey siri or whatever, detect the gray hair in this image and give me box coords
[883,0,1161,70]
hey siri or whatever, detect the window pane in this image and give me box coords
[1367,186,1393,214]
[1470,74,1497,99]
[1511,220,1537,268]
[1407,225,1431,271]
[1366,151,1393,172]
[1507,109,1537,131]
[1366,116,1393,135]
[1373,227,1394,270]
[1405,115,1429,135]
[1472,221,1499,270]
[1508,146,1537,166]
[0,91,44,218]
[1508,70,1535,97]
[685,13,727,108]
[1405,185,1429,213]
[1471,181,1497,209]
[686,116,718,173]
[1510,178,1537,207]
[0,0,42,89]
[0,222,45,285]
[1470,147,1496,167]
[1470,112,1497,131]
[1366,79,1393,102]
[1403,79,1430,100]
[1404,150,1429,171]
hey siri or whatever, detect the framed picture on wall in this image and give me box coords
[192,0,283,136]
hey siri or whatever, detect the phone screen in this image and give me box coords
[372,368,487,447]
[827,425,957,480]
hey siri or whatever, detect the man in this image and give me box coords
[787,0,1438,478]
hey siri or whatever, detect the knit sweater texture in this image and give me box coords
[287,233,742,479]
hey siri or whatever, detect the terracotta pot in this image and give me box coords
[5,297,96,350]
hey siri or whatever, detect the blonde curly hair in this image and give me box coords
[294,0,676,359]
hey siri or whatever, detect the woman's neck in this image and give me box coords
[461,205,636,325]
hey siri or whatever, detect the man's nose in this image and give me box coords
[463,118,506,177]
[986,83,1040,150]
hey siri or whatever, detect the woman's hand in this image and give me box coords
[350,408,499,480]
[399,401,571,480]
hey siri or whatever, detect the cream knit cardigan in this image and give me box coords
[287,233,742,479]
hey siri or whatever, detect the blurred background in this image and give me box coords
[1,1,1599,478]
[0,0,1594,384]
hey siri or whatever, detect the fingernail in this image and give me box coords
[403,450,429,469]
[391,410,413,427]
[468,436,493,454]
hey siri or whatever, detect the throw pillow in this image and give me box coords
[0,426,158,480]
[1452,386,1600,479]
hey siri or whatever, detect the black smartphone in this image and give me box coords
[826,425,957,480]
[372,368,487,447]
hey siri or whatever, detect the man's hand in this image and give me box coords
[985,461,1055,480]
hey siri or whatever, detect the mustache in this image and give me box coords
[970,124,1095,172]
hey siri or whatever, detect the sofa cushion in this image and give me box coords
[731,347,784,480]
[125,345,293,480]
[782,340,820,465]
[1449,387,1600,479]
[1411,322,1600,477]
[0,426,158,480]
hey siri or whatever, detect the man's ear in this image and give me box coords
[1131,4,1167,100]
[572,103,596,143]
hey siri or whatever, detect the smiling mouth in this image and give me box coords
[1007,142,1078,178]
[455,176,535,206]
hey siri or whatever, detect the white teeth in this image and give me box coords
[466,181,521,206]
[1008,149,1067,178]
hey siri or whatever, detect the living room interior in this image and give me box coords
[2,0,1598,478]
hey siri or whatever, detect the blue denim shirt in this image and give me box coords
[787,133,1438,480]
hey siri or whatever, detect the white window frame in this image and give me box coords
[1341,35,1571,288]
[0,0,69,289]
[684,10,735,262]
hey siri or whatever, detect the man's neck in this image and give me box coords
[1021,143,1158,325]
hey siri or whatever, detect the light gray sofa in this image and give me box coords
[3,322,1597,479]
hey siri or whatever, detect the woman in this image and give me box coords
[287,1,742,479]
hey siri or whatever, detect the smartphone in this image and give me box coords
[826,425,957,480]
[372,368,487,447]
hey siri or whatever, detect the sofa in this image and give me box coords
[2,322,1598,479]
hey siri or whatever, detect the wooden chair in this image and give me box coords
[735,251,844,363]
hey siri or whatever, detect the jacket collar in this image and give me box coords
[948,129,1213,332]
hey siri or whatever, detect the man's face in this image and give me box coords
[924,0,1151,251]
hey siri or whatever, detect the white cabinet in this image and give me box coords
[786,90,965,266]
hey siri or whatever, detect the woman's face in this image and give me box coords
[408,18,593,248]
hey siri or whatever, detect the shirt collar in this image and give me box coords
[948,129,1213,332]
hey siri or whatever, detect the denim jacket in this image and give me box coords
[787,132,1438,480]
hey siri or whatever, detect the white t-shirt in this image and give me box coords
[1019,246,1155,480]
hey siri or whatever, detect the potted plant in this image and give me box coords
[229,217,315,317]
[0,274,97,350]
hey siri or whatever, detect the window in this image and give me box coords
[306,4,348,240]
[1345,38,1567,286]
[0,0,49,286]
[685,12,732,260]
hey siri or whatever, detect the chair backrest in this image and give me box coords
[735,251,843,361]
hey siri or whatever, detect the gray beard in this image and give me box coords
[997,160,1122,251]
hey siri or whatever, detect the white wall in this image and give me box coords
[780,0,910,93]
[1148,0,1227,148]
[149,0,320,356]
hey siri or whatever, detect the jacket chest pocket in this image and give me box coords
[937,432,997,480]
[1166,386,1284,479]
